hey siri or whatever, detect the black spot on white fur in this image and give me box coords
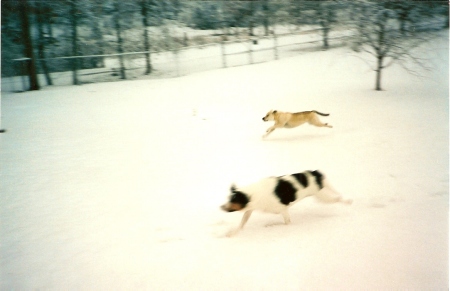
[310,170,324,189]
[274,179,297,205]
[230,190,250,208]
[292,173,308,188]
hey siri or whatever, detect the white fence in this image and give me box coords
[1,29,352,92]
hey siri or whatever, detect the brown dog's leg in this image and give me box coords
[263,123,285,138]
[309,115,333,128]
[263,126,276,138]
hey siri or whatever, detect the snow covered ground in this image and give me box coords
[1,30,448,290]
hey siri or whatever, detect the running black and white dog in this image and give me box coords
[221,170,352,236]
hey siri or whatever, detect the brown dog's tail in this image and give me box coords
[313,110,330,116]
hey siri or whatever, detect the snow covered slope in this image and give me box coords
[1,31,448,290]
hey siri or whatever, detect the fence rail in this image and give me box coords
[2,29,353,92]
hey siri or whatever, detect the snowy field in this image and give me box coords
[1,30,448,290]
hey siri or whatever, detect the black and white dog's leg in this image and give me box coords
[265,210,291,228]
[227,210,253,237]
[281,209,291,224]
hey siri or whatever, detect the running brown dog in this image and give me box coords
[262,110,332,138]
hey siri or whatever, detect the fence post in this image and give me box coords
[21,60,29,92]
[248,39,253,65]
[221,41,227,68]
[273,29,278,60]
[0,93,4,132]
[174,49,180,77]
[0,93,3,132]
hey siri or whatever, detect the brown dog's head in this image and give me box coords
[262,110,277,122]
[220,185,250,212]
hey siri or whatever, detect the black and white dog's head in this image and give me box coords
[220,185,250,212]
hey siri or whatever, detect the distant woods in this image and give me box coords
[1,0,448,91]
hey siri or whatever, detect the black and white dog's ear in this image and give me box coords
[230,184,237,192]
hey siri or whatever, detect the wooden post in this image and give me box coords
[248,39,253,64]
[221,41,227,68]
[0,91,5,132]
[21,60,28,91]
[174,50,180,77]
[273,29,278,60]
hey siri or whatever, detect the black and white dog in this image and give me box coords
[221,170,352,236]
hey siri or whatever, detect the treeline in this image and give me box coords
[1,0,448,90]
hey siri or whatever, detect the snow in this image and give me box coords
[1,30,448,290]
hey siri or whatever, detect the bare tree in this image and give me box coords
[88,0,106,69]
[350,1,436,91]
[314,1,337,50]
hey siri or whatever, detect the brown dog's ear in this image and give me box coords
[273,110,277,113]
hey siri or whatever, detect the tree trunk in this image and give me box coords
[319,3,334,50]
[262,0,269,36]
[322,24,329,50]
[248,0,254,36]
[445,10,449,28]
[141,0,152,75]
[400,19,406,34]
[375,13,386,91]
[114,2,126,79]
[19,0,40,91]
[36,1,53,86]
[375,56,383,91]
[70,0,79,85]
[91,7,105,69]
[46,19,53,38]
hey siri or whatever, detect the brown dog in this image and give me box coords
[262,110,332,138]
